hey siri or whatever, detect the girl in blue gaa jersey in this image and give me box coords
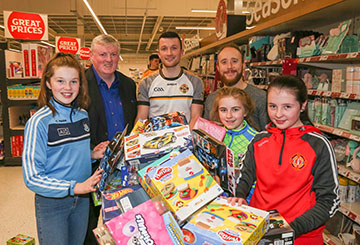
[22,53,107,245]
[210,87,258,201]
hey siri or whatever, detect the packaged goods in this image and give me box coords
[7,234,35,245]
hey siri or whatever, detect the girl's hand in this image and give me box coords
[226,197,248,206]
[91,141,109,160]
[73,169,103,194]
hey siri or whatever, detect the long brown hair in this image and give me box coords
[38,52,89,115]
[210,87,259,131]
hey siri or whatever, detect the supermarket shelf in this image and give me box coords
[338,164,360,184]
[9,126,25,131]
[323,229,342,245]
[308,90,360,100]
[6,78,40,85]
[8,97,38,101]
[313,123,360,142]
[249,52,360,67]
[3,156,22,166]
[339,201,360,225]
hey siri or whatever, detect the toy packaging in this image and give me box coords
[124,125,193,165]
[148,111,188,131]
[101,185,143,223]
[193,117,226,141]
[182,198,269,245]
[105,199,184,245]
[258,210,294,245]
[93,225,116,245]
[146,149,224,222]
[114,187,151,214]
[7,234,35,245]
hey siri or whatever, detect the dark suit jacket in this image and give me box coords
[86,67,137,147]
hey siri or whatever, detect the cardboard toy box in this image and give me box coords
[146,149,223,222]
[105,199,184,245]
[258,210,294,245]
[7,234,35,245]
[182,198,269,245]
[124,125,193,165]
[148,111,188,131]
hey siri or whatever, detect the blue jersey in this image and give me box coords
[22,99,91,198]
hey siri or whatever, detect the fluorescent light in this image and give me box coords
[9,48,21,52]
[176,26,215,30]
[41,41,56,47]
[0,24,5,29]
[191,9,217,13]
[82,0,108,35]
[119,55,123,61]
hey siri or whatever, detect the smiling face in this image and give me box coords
[267,87,307,130]
[90,43,120,78]
[46,66,80,106]
[158,38,183,68]
[217,47,243,87]
[218,96,247,130]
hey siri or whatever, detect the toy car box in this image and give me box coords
[148,111,188,131]
[102,185,145,223]
[105,199,184,245]
[182,198,269,245]
[137,150,181,198]
[124,125,193,165]
[146,149,223,222]
[7,234,35,245]
[258,210,294,245]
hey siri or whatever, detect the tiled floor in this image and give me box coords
[0,166,37,244]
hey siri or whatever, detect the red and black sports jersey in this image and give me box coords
[236,123,339,242]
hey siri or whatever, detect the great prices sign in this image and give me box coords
[79,47,91,60]
[56,36,81,54]
[4,11,48,40]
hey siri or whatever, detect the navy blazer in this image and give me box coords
[86,67,137,147]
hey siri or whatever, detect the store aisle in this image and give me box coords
[0,166,37,244]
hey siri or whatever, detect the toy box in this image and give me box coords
[137,150,181,198]
[146,149,223,222]
[258,210,294,245]
[193,117,226,141]
[102,185,143,223]
[148,111,188,131]
[124,125,193,165]
[105,199,184,245]
[182,198,269,245]
[93,225,116,245]
[7,234,35,245]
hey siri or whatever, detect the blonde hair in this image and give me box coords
[91,34,120,53]
[38,52,89,115]
[210,87,258,130]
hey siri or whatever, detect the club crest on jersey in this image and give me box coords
[83,122,90,132]
[179,83,189,93]
[290,153,307,170]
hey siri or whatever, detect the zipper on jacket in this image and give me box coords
[278,130,285,165]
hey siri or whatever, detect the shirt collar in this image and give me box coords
[92,65,119,88]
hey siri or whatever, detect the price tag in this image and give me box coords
[324,91,332,96]
[342,132,351,138]
[346,52,358,59]
[319,55,328,61]
[316,91,322,96]
[333,128,342,135]
[298,58,305,63]
[343,93,351,99]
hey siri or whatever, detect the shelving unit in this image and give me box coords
[0,48,39,166]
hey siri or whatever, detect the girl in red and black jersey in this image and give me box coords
[227,75,339,245]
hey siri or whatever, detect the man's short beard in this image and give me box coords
[220,70,243,87]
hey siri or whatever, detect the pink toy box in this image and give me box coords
[105,199,183,245]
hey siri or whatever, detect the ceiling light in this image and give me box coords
[191,9,217,13]
[119,55,123,61]
[175,27,215,30]
[82,0,108,35]
[0,25,5,29]
[8,48,21,52]
[40,41,56,48]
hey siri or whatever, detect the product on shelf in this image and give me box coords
[182,198,269,245]
[11,135,24,157]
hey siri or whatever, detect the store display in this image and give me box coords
[6,234,35,245]
[192,117,226,141]
[183,198,269,245]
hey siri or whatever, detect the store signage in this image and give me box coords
[79,47,91,60]
[215,0,227,40]
[184,35,200,52]
[246,0,306,26]
[4,11,48,40]
[56,36,80,54]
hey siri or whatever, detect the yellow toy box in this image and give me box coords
[146,149,223,223]
[182,198,269,245]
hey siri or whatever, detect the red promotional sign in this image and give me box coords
[56,36,80,54]
[79,47,91,60]
[215,0,227,40]
[4,11,48,40]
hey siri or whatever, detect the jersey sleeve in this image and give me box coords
[235,139,257,198]
[137,78,150,106]
[289,135,339,236]
[191,76,204,105]
[22,116,74,198]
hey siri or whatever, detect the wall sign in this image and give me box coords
[79,47,91,60]
[215,0,227,40]
[56,36,80,54]
[246,0,305,26]
[4,11,48,40]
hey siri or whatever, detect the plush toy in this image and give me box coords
[349,146,360,173]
